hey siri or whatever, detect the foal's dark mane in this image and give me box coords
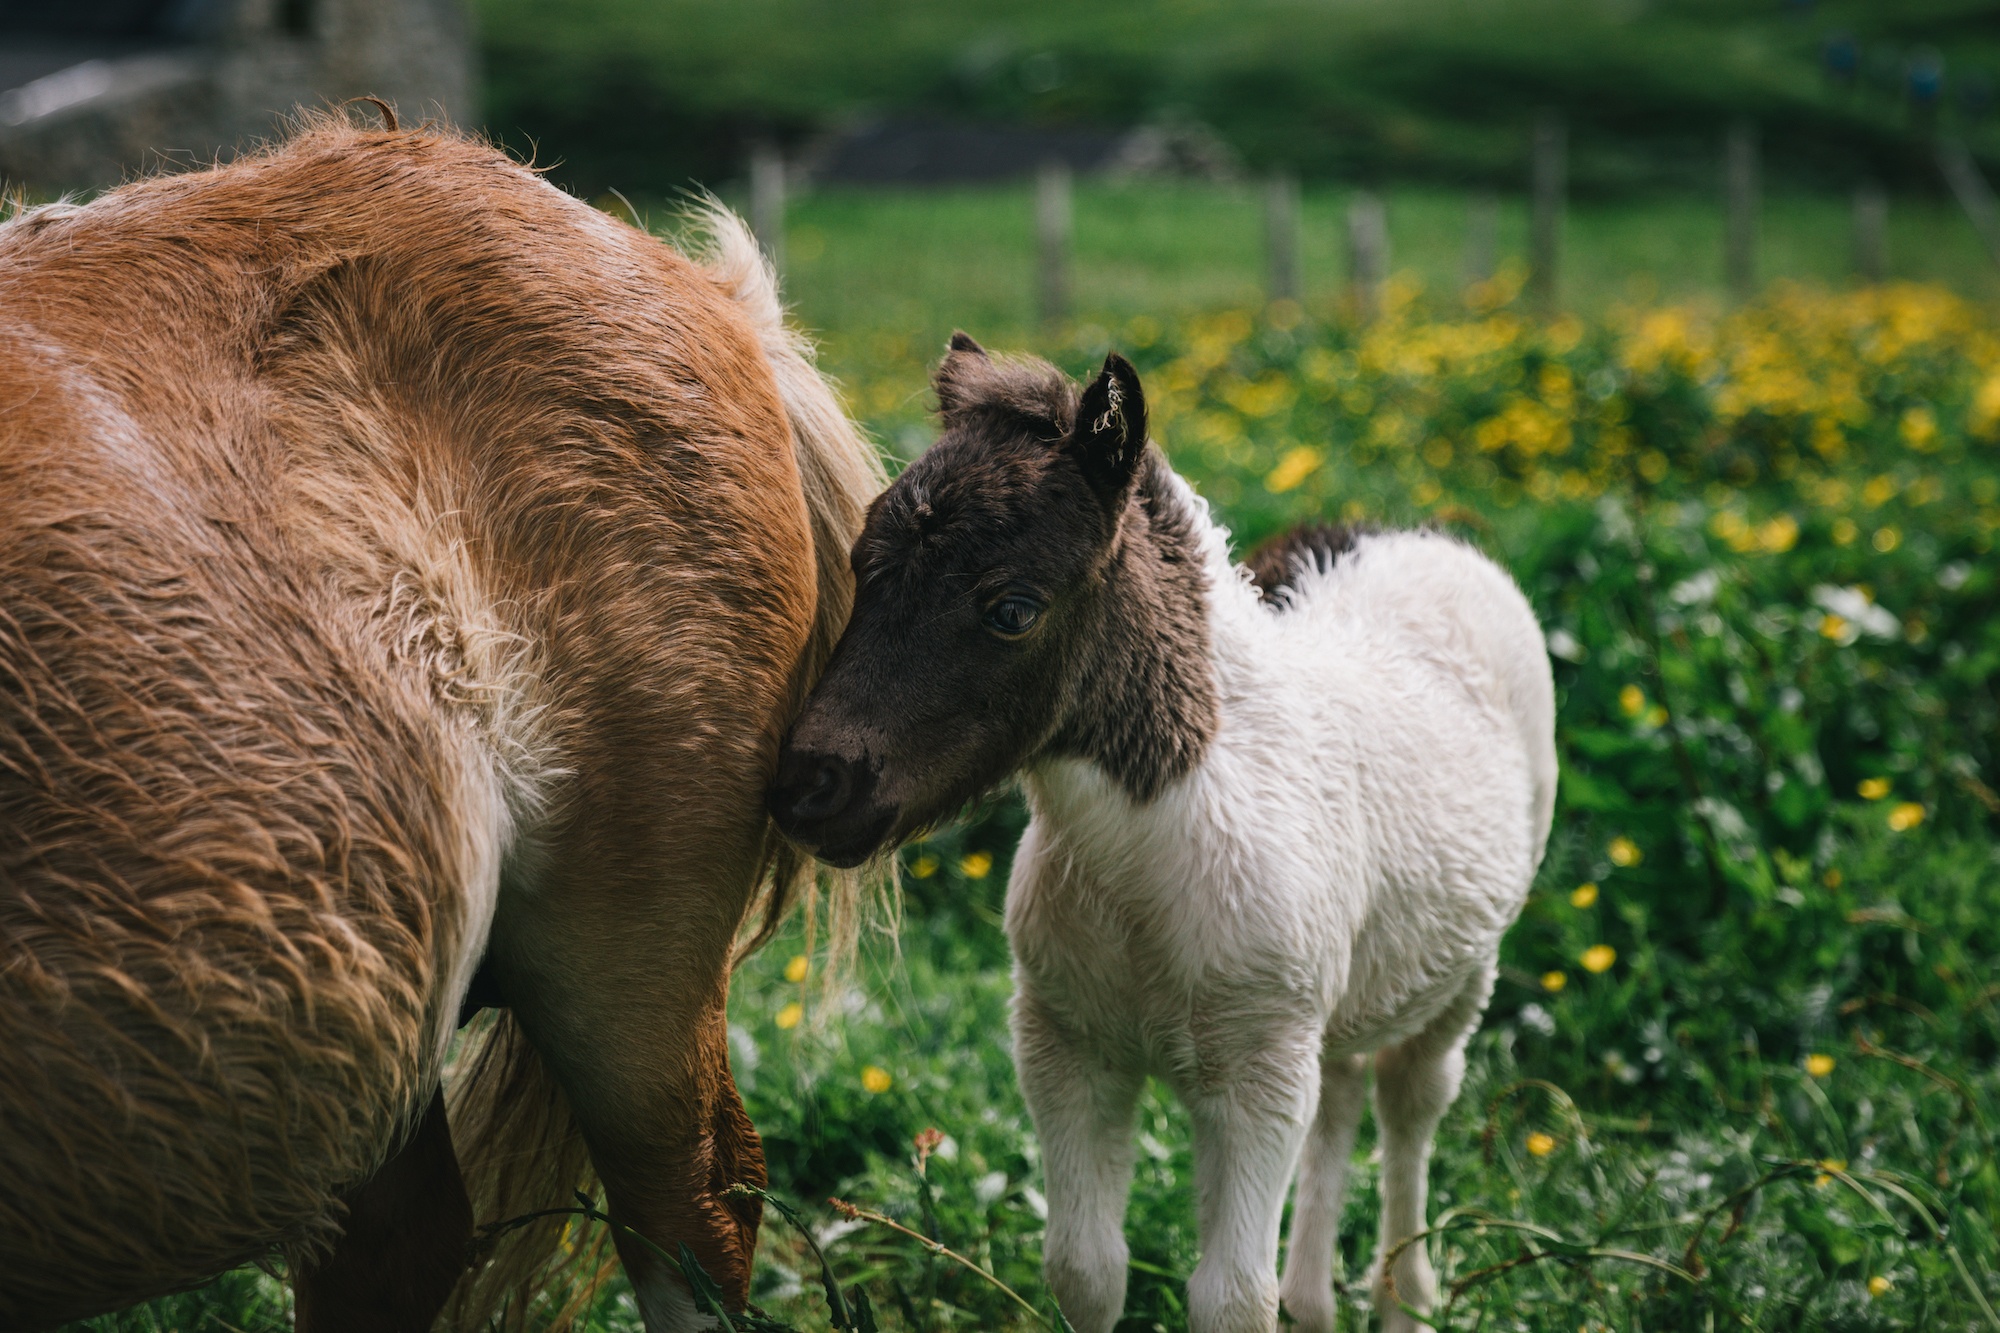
[1244,522,1370,607]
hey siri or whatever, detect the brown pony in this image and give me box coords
[0,117,880,1329]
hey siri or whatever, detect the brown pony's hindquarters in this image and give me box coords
[294,1086,472,1333]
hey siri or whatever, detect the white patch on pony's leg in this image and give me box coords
[1278,1051,1368,1333]
[1368,970,1492,1333]
[1016,997,1143,1333]
[1183,1040,1319,1333]
[633,1271,719,1332]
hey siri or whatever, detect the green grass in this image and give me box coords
[741,179,2000,467]
[64,204,2000,1332]
[766,182,2000,350]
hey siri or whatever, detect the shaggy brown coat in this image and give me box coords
[0,119,879,1327]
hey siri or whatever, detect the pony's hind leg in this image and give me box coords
[1368,968,1495,1333]
[293,1085,472,1333]
[1015,992,1144,1333]
[1277,1051,1368,1333]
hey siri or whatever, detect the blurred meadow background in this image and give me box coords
[45,0,2000,1330]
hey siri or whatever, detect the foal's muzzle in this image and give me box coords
[769,746,896,868]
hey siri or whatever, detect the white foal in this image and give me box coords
[772,338,1557,1333]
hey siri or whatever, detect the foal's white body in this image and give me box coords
[1006,474,1557,1333]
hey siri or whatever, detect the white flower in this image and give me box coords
[1545,628,1586,662]
[1670,569,1720,605]
[1812,585,1899,639]
[974,1170,1009,1206]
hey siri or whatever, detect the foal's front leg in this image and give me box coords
[1015,991,1144,1333]
[1183,1031,1321,1333]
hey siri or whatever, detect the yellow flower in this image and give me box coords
[1900,405,1938,450]
[1541,970,1568,992]
[1873,525,1901,553]
[1888,802,1925,832]
[909,854,938,879]
[960,851,994,879]
[1805,1053,1835,1077]
[1570,882,1599,908]
[776,1001,804,1030]
[861,1065,893,1094]
[1608,837,1642,867]
[1643,704,1669,729]
[1526,1131,1557,1157]
[1977,373,2000,436]
[785,954,810,983]
[1710,509,1752,550]
[1831,517,1858,546]
[1757,514,1799,553]
[1857,777,1891,800]
[1618,684,1645,717]
[1868,1275,1892,1298]
[1581,944,1617,973]
[1264,445,1322,493]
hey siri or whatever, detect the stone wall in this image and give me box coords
[0,0,474,191]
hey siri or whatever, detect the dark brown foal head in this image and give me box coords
[770,334,1216,867]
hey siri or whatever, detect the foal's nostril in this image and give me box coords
[786,756,853,823]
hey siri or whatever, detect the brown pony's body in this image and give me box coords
[0,121,878,1328]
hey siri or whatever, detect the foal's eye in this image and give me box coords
[984,596,1042,638]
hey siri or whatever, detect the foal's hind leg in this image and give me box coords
[1277,1051,1368,1333]
[294,1085,472,1333]
[1369,968,1495,1333]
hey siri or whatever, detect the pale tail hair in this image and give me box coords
[440,202,886,1329]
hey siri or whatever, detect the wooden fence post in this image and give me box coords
[1936,139,2000,272]
[1529,109,1565,315]
[1463,189,1499,293]
[1265,172,1302,306]
[750,143,785,274]
[1724,121,1758,302]
[1036,160,1072,329]
[1346,190,1388,322]
[1853,183,1888,283]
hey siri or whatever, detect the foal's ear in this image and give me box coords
[933,331,992,417]
[1067,352,1148,507]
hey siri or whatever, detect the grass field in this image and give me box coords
[66,216,2000,1331]
[712,279,2000,1332]
[720,180,2000,478]
[752,182,2000,375]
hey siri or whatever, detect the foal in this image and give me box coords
[773,338,1556,1333]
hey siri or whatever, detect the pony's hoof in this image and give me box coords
[1276,1290,1336,1333]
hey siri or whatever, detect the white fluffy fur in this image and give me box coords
[1006,471,1556,1333]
